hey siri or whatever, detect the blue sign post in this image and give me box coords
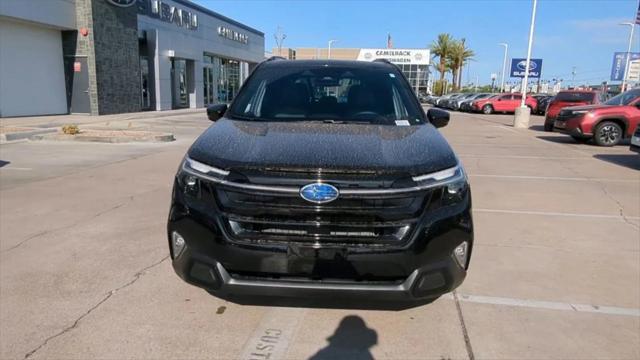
[610,52,640,81]
[510,58,543,78]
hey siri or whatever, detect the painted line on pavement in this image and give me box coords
[469,174,639,183]
[0,167,33,171]
[490,125,520,134]
[474,208,640,220]
[457,294,640,317]
[239,307,307,360]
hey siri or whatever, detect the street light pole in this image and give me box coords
[619,22,635,92]
[328,39,338,59]
[520,0,538,108]
[498,43,508,92]
[514,0,538,128]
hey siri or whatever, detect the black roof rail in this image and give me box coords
[265,56,287,62]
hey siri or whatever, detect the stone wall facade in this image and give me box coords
[91,0,141,115]
[62,0,141,115]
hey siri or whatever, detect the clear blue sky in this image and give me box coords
[194,0,639,86]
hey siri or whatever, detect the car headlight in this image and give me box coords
[571,110,591,116]
[179,157,229,197]
[182,156,229,178]
[412,165,468,203]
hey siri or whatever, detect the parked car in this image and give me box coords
[440,93,463,109]
[544,90,605,131]
[450,93,478,111]
[173,58,473,301]
[554,88,640,146]
[631,124,640,153]
[472,93,537,114]
[532,95,553,115]
[435,94,453,107]
[460,93,493,112]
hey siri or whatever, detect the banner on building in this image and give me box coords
[611,52,640,81]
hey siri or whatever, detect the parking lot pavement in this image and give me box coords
[0,110,638,359]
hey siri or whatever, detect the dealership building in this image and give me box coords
[274,47,432,95]
[0,0,264,117]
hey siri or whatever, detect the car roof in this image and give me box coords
[557,89,598,93]
[259,58,397,70]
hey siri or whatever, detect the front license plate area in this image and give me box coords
[554,120,566,129]
[286,245,349,275]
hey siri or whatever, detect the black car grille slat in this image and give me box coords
[211,174,433,246]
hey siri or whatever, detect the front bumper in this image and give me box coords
[554,116,592,138]
[172,246,467,300]
[168,192,473,301]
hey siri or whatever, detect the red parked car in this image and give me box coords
[544,90,605,131]
[472,93,538,114]
[554,88,640,146]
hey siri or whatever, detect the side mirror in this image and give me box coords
[427,108,450,128]
[206,104,228,121]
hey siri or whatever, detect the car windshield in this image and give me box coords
[227,63,423,125]
[554,92,595,102]
[604,88,640,106]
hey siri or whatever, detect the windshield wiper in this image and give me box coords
[229,114,262,121]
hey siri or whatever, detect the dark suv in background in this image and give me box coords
[169,59,473,302]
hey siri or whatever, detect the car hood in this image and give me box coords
[188,119,458,175]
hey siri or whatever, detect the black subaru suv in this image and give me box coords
[168,58,473,301]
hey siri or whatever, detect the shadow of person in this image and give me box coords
[309,315,378,360]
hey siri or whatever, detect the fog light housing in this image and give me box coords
[171,231,186,258]
[453,241,468,268]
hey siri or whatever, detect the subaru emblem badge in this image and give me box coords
[300,183,339,204]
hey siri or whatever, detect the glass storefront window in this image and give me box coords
[203,53,244,105]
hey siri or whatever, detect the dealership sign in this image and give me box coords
[510,58,542,78]
[357,49,430,65]
[218,26,249,44]
[137,0,199,30]
[610,52,640,81]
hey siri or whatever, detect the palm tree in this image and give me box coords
[447,39,475,90]
[430,33,454,95]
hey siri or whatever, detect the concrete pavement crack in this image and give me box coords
[596,181,639,231]
[2,202,128,254]
[453,290,475,360]
[23,255,170,359]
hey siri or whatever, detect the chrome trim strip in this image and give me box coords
[217,262,419,292]
[182,161,464,197]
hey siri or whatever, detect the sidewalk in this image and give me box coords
[0,108,205,129]
[0,108,205,144]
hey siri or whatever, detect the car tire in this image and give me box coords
[593,121,623,147]
[544,122,554,132]
[482,105,493,114]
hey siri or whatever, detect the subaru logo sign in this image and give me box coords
[300,183,339,204]
[510,58,543,78]
[516,60,537,71]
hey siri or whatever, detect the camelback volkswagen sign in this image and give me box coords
[356,49,430,65]
[510,58,543,78]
